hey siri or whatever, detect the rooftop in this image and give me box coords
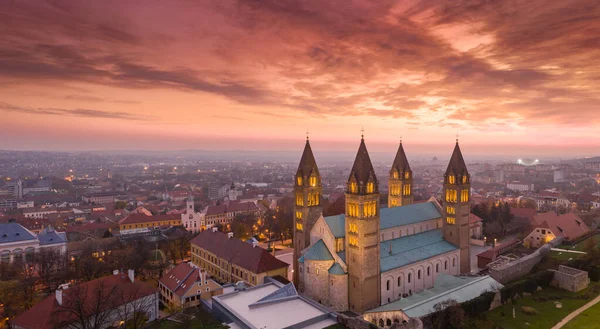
[366,274,502,317]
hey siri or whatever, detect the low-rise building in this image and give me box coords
[10,270,158,329]
[190,230,288,286]
[118,214,182,235]
[158,262,222,309]
[524,212,590,248]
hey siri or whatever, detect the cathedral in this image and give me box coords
[293,135,472,314]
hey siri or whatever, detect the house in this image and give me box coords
[190,229,288,286]
[524,212,591,248]
[212,279,339,329]
[158,262,222,309]
[10,270,158,329]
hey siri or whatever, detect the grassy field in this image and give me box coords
[485,282,600,329]
[562,299,600,329]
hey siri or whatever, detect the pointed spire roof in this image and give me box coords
[391,141,411,175]
[445,141,469,176]
[349,138,378,186]
[296,139,319,178]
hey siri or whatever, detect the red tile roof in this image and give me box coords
[10,273,156,329]
[533,212,590,241]
[119,213,180,225]
[190,231,288,274]
[159,263,204,298]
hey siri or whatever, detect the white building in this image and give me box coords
[181,196,204,233]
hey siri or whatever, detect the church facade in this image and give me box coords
[293,137,472,314]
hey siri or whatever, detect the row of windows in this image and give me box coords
[347,201,377,218]
[392,171,411,180]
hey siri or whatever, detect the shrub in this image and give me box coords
[521,306,538,315]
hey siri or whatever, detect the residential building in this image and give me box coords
[190,230,288,286]
[10,270,158,329]
[203,201,259,228]
[158,262,222,309]
[524,212,591,248]
[118,214,182,235]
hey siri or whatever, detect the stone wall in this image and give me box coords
[551,265,590,292]
[490,237,563,284]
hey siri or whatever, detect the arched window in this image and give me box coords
[408,273,412,283]
[386,280,390,291]
[418,270,421,280]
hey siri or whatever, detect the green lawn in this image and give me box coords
[486,282,600,329]
[562,299,600,329]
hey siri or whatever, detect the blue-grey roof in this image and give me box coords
[324,214,345,238]
[322,202,442,239]
[380,229,458,272]
[0,223,37,244]
[302,239,334,261]
[337,251,346,264]
[38,226,67,246]
[366,274,503,317]
[328,263,346,275]
[380,202,442,230]
[250,282,298,307]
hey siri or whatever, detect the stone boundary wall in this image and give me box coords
[490,237,563,284]
[551,265,590,292]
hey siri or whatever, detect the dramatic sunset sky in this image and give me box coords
[1,0,599,156]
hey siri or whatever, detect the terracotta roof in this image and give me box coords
[159,262,203,297]
[348,138,378,192]
[10,273,156,329]
[296,139,320,180]
[445,141,469,177]
[390,141,411,176]
[533,212,590,241]
[190,231,288,274]
[118,213,180,225]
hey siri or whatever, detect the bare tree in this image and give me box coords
[53,279,119,329]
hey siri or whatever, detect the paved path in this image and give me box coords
[551,294,600,329]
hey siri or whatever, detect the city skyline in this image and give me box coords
[1,0,599,155]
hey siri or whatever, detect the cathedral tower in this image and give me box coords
[345,136,381,313]
[293,137,322,287]
[388,141,413,207]
[442,140,471,275]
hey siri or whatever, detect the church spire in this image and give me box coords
[296,138,319,180]
[445,140,469,177]
[348,137,378,194]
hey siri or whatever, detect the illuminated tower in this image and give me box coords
[442,139,471,275]
[388,140,413,208]
[345,135,381,313]
[293,136,322,287]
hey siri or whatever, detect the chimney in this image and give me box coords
[55,288,63,305]
[227,232,234,239]
[128,269,135,283]
[212,227,218,232]
[113,269,119,275]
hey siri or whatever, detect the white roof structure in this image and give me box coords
[213,281,337,329]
